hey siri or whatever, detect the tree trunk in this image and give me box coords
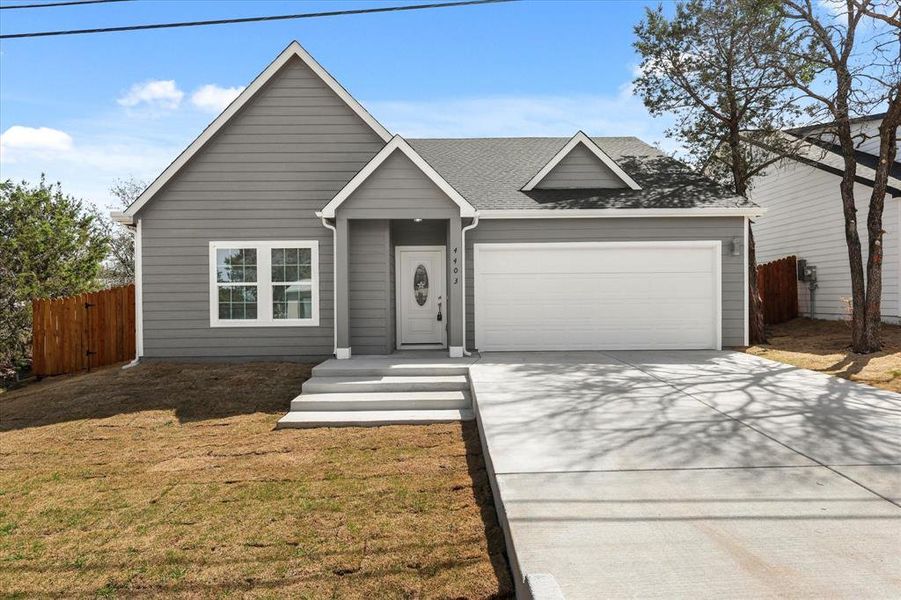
[831,108,868,352]
[861,103,901,352]
[841,175,868,352]
[747,221,766,344]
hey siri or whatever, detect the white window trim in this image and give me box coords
[209,240,319,327]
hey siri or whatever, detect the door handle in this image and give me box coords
[437,297,443,322]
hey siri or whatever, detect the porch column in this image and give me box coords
[447,215,464,357]
[335,215,351,359]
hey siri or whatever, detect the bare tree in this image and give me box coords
[779,0,900,352]
[102,177,146,286]
[633,0,811,343]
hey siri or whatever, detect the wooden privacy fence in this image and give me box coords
[32,284,135,376]
[757,256,798,325]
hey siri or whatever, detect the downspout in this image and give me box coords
[460,214,480,357]
[318,213,338,357]
[121,217,141,369]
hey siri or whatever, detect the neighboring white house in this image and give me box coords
[750,114,901,324]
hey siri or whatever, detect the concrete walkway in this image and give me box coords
[469,351,901,599]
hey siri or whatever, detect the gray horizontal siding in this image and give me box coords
[536,143,626,189]
[465,217,746,349]
[138,55,385,359]
[340,149,459,219]
[349,220,391,355]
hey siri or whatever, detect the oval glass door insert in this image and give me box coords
[413,264,429,306]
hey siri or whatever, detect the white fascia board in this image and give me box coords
[320,135,477,218]
[478,207,766,219]
[522,131,642,191]
[110,211,133,226]
[124,40,391,217]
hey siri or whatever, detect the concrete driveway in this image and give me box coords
[469,351,901,599]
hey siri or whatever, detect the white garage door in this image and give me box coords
[473,242,721,351]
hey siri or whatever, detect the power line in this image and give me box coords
[0,0,132,10]
[0,0,519,39]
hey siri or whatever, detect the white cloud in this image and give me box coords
[0,126,74,164]
[191,84,245,113]
[117,80,184,110]
[0,125,73,152]
[0,110,202,208]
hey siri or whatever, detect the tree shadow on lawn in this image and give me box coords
[749,318,901,390]
[0,360,313,432]
[760,318,901,359]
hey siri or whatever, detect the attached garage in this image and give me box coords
[473,241,722,351]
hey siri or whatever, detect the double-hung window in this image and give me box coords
[210,241,319,327]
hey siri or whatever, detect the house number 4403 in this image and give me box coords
[452,247,459,284]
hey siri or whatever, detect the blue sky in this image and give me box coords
[0,0,675,209]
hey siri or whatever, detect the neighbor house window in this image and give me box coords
[209,241,319,327]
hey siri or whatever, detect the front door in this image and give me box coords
[396,246,446,347]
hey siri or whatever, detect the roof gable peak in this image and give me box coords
[320,135,476,218]
[521,131,641,191]
[124,40,391,217]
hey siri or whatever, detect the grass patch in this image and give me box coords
[0,362,511,598]
[745,318,901,392]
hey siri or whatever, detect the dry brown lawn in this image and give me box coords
[0,362,512,599]
[744,318,901,393]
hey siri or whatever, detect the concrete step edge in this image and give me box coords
[276,408,475,428]
[312,365,471,377]
[301,375,470,393]
[290,391,471,410]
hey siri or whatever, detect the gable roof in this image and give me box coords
[788,135,901,189]
[787,112,888,139]
[751,129,901,195]
[521,131,641,191]
[780,113,901,189]
[409,136,757,211]
[124,41,391,217]
[320,135,477,218]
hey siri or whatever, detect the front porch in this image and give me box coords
[319,134,478,360]
[337,217,466,359]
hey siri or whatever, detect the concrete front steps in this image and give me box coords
[302,375,469,394]
[276,354,477,428]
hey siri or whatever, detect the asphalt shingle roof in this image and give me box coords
[408,136,755,211]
